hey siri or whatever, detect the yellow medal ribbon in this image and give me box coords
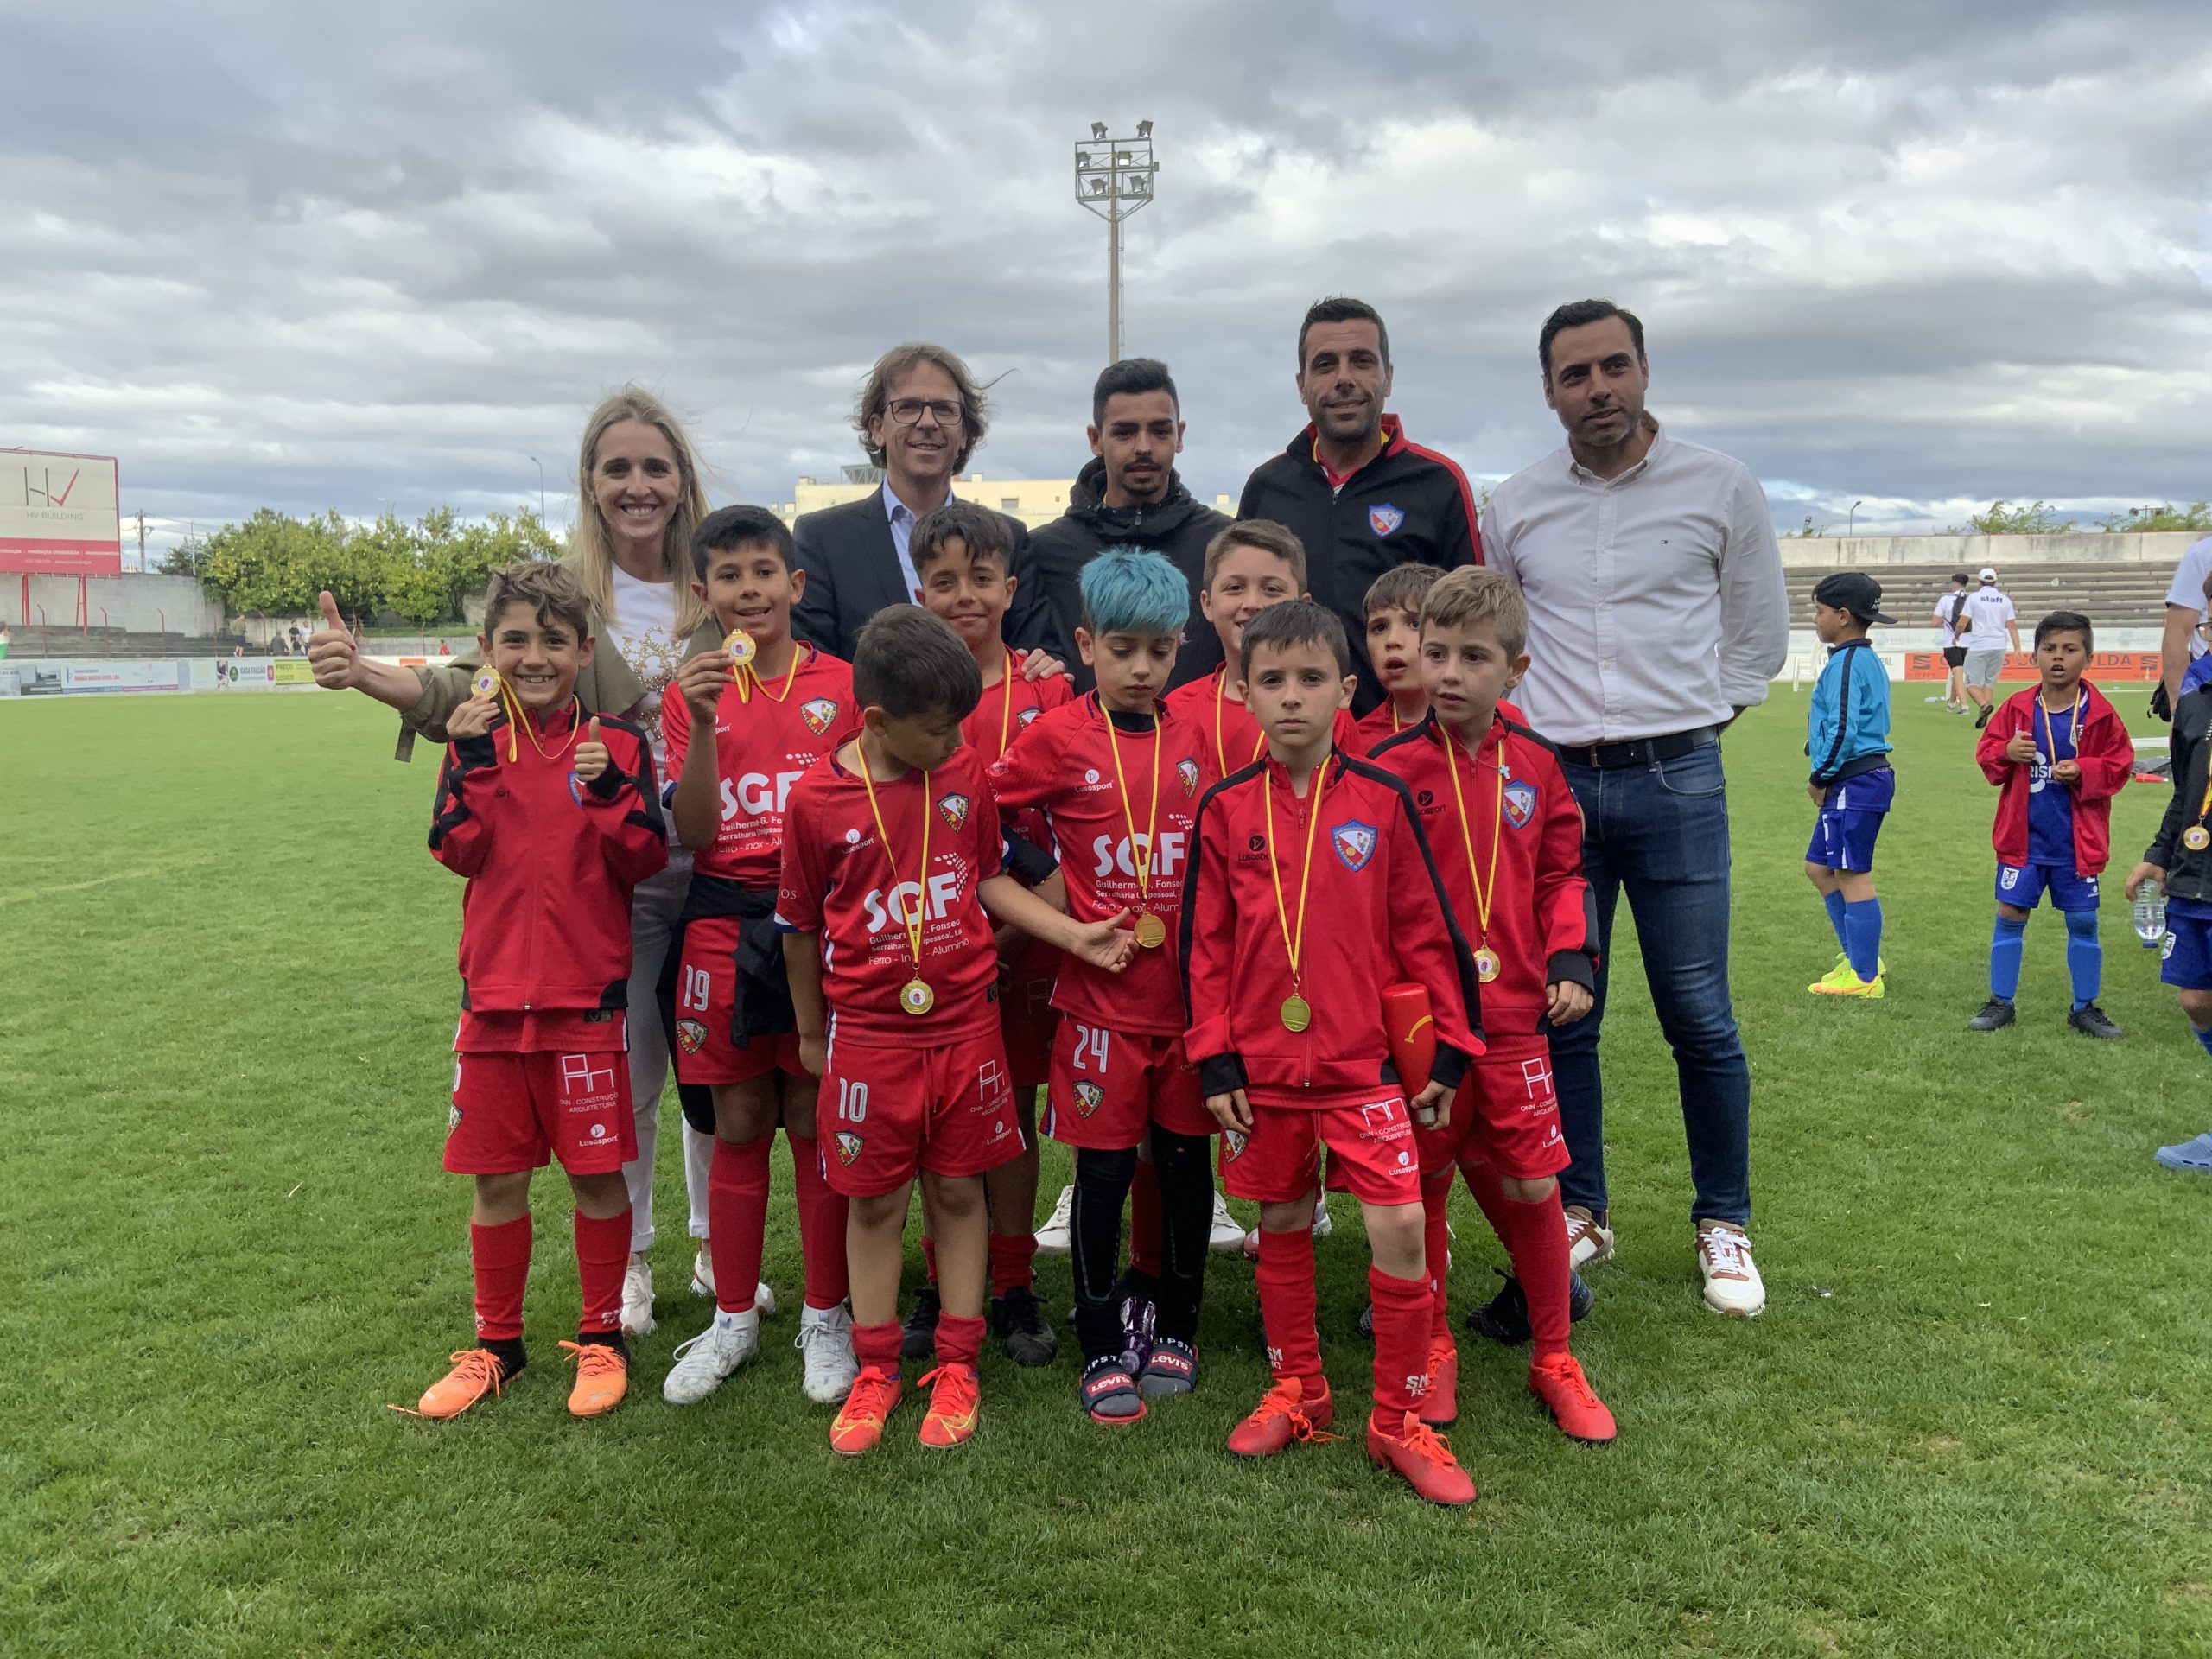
[995,650,1019,760]
[729,640,805,706]
[855,744,934,1015]
[1444,723,1508,982]
[1104,702,1166,947]
[1263,758,1332,1029]
[490,671,581,766]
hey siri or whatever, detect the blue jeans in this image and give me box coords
[1549,741,1751,1228]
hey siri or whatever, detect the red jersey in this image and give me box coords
[429,706,668,1021]
[775,743,1004,1041]
[962,660,1076,853]
[1370,714,1598,1035]
[660,645,857,887]
[1355,701,1423,751]
[1162,666,1367,777]
[988,693,1214,1036]
[1180,748,1481,1109]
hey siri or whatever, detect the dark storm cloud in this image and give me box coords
[3,0,2210,553]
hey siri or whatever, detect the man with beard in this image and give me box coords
[1029,358,1232,693]
[1236,296,1481,715]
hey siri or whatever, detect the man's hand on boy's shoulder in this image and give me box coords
[677,650,734,716]
[1014,646,1065,682]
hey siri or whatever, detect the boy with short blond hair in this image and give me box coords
[1357,563,1446,747]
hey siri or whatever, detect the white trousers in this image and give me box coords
[622,860,715,1253]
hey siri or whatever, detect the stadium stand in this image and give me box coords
[1781,562,2177,630]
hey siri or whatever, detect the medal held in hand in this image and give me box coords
[857,744,935,1018]
[470,667,502,702]
[1263,760,1332,1032]
[1106,704,1168,949]
[725,629,757,670]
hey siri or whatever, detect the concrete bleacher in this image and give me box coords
[1779,562,2177,631]
[7,626,232,659]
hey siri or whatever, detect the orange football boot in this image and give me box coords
[917,1363,981,1448]
[1226,1376,1335,1458]
[416,1348,514,1420]
[1366,1408,1477,1506]
[1529,1352,1618,1443]
[830,1365,904,1457]
[559,1340,628,1417]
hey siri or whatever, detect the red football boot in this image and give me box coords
[1225,1376,1334,1458]
[1366,1409,1477,1506]
[1419,1338,1459,1427]
[1529,1352,1617,1443]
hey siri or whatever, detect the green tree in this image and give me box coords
[2094,502,2212,533]
[1969,499,2074,535]
[200,509,332,617]
[1784,516,1827,538]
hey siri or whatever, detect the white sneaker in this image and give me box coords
[661,1308,760,1404]
[690,1245,714,1299]
[1564,1205,1615,1271]
[753,1281,776,1317]
[795,1301,860,1405]
[1242,1226,1260,1261]
[1311,1192,1333,1239]
[620,1256,657,1338]
[1034,1185,1075,1256]
[1695,1220,1766,1318]
[1208,1190,1246,1255]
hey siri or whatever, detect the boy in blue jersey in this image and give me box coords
[1803,573,1896,998]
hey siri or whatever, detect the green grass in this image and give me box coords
[5,687,2209,1658]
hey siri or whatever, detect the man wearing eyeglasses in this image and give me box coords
[793,342,1071,665]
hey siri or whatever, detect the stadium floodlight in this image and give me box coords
[1072,121,1160,365]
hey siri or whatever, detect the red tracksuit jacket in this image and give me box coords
[1179,747,1483,1109]
[1369,714,1598,1035]
[429,708,669,1013]
[1974,681,2133,876]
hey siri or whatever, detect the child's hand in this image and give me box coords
[2126,861,2167,900]
[1205,1088,1252,1133]
[797,1032,827,1078]
[1065,909,1136,973]
[2005,732,2037,764]
[2052,759,2082,785]
[677,650,734,717]
[445,696,497,741]
[573,717,611,783]
[1807,780,1826,804]
[1015,647,1067,682]
[1410,1077,1451,1130]
[1546,980,1594,1025]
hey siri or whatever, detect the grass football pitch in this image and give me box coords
[5,686,2209,1658]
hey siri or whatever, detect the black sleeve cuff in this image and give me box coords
[454,732,497,767]
[1546,950,1597,993]
[1001,828,1058,887]
[585,760,631,801]
[1430,1042,1473,1091]
[1198,1052,1249,1096]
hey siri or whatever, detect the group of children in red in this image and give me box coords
[410,504,1616,1506]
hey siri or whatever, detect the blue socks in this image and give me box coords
[2196,1027,2212,1059]
[1989,914,2028,1001]
[1843,899,1882,982]
[1822,889,1848,950]
[2064,910,2101,1009]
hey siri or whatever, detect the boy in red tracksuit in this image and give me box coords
[1354,563,1446,749]
[1182,598,1484,1506]
[416,562,670,1421]
[1370,567,1616,1444]
[1968,609,2134,1038]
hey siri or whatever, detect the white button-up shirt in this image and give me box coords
[882,478,956,605]
[1480,428,1789,745]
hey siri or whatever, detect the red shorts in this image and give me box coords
[1413,1032,1569,1181]
[999,942,1059,1091]
[446,1049,639,1177]
[817,1028,1025,1198]
[1041,1020,1213,1149]
[671,915,809,1086]
[1220,1095,1420,1206]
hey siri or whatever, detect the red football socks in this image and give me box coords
[1421,1173,1454,1340]
[469,1215,531,1342]
[1503,1187,1573,1359]
[853,1319,903,1374]
[787,1134,850,1311]
[1255,1225,1322,1388]
[573,1208,632,1335]
[1367,1264,1433,1416]
[708,1136,772,1317]
[936,1312,985,1369]
[988,1230,1037,1298]
[1459,1156,1512,1248]
[1128,1159,1163,1279]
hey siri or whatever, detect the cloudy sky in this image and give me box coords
[6,1,2211,561]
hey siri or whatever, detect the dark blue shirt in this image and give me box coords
[2025,695,2082,867]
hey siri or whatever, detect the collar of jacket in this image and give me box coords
[2004,678,2115,731]
[1827,637,1874,658]
[1283,412,1408,474]
[1065,456,1202,534]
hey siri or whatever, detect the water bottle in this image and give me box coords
[2134,879,2167,948]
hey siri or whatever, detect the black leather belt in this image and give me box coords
[1554,726,1719,771]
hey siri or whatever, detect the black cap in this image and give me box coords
[1813,571,1894,626]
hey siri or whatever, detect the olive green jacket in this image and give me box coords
[391,613,723,761]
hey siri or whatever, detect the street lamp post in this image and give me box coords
[1847,499,1864,537]
[530,456,546,523]
[1074,120,1158,365]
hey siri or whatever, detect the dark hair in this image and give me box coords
[851,605,983,720]
[690,505,794,582]
[1539,299,1647,380]
[853,342,991,472]
[910,501,1012,575]
[1951,571,1972,587]
[1297,296,1389,372]
[1240,597,1351,678]
[1091,358,1179,428]
[483,562,590,639]
[2034,610,2094,652]
[1363,563,1446,620]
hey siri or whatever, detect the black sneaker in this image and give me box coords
[900,1282,940,1361]
[1356,1302,1374,1340]
[2068,1003,2124,1039]
[1974,704,1993,729]
[1465,1267,1596,1344]
[992,1284,1058,1367]
[1967,998,2016,1032]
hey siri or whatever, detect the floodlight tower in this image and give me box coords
[1074,119,1158,365]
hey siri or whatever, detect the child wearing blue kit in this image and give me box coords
[2128,677,2212,1171]
[1803,573,1895,998]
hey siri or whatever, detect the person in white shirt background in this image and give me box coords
[1931,571,1973,714]
[1961,567,2023,729]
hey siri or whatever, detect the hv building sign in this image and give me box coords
[2,451,122,575]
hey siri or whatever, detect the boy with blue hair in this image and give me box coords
[1802,573,1896,997]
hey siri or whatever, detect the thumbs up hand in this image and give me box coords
[573,715,612,784]
[306,589,362,689]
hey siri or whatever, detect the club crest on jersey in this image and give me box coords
[1369,503,1405,537]
[1018,706,1041,728]
[1222,1128,1248,1159]
[799,696,840,736]
[1177,757,1199,796]
[676,1019,706,1055]
[938,792,971,831]
[1073,1079,1104,1117]
[1331,818,1379,872]
[835,1131,864,1165]
[1503,778,1537,830]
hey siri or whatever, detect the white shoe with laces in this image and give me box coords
[795,1301,860,1405]
[1208,1190,1247,1254]
[1564,1205,1615,1270]
[661,1308,760,1404]
[620,1256,657,1338]
[1311,1192,1333,1239]
[1034,1185,1075,1256]
[1695,1220,1766,1318]
[688,1248,775,1314]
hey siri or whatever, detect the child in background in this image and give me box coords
[416,563,670,1420]
[1968,611,2133,1038]
[1802,573,1896,999]
[2128,669,2212,1173]
[1355,563,1446,749]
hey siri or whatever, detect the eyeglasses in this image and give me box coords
[886,397,963,426]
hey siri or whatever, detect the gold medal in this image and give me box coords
[1446,724,1510,992]
[1134,912,1166,950]
[1264,761,1332,1042]
[1474,947,1502,982]
[2187,826,2211,852]
[899,977,935,1016]
[1281,994,1312,1033]
[724,629,757,668]
[857,745,938,1021]
[1104,703,1168,952]
[470,667,501,702]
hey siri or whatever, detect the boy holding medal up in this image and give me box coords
[776,607,1137,1455]
[1182,599,1484,1504]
